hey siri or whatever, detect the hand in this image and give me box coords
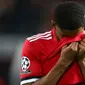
[77,37,85,61]
[77,37,85,80]
[59,42,78,64]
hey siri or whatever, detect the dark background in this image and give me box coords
[0,0,85,85]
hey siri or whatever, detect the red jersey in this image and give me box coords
[20,29,85,85]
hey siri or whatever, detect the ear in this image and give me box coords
[51,20,56,27]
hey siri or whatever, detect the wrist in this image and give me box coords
[78,58,85,80]
[57,59,73,71]
[58,58,73,66]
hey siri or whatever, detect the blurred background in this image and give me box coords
[0,0,85,85]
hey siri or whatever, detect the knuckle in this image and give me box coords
[70,48,77,52]
[73,50,77,53]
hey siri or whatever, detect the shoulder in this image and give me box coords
[22,30,53,56]
[27,30,52,43]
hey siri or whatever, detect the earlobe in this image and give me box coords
[51,20,56,27]
[82,27,84,30]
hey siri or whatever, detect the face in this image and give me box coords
[56,26,84,37]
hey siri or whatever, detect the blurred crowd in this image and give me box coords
[0,0,85,85]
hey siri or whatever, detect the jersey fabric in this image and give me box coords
[20,28,85,85]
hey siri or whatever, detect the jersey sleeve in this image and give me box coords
[20,39,44,85]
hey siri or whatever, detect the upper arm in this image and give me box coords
[20,39,44,85]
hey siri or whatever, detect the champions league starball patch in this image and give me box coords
[21,56,31,74]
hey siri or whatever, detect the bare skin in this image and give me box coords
[77,37,85,80]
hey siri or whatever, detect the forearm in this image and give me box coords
[23,60,72,85]
[78,58,85,80]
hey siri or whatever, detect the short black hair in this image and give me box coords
[54,1,85,30]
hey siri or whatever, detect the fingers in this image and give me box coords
[73,42,79,51]
[82,38,85,43]
[78,36,85,61]
[79,36,85,50]
[62,45,68,50]
[82,34,85,42]
[79,49,84,55]
[79,44,85,51]
[69,42,79,51]
[62,42,79,52]
[80,41,85,47]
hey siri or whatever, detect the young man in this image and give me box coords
[20,1,85,85]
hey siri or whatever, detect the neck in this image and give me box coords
[56,30,62,41]
[55,26,63,41]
